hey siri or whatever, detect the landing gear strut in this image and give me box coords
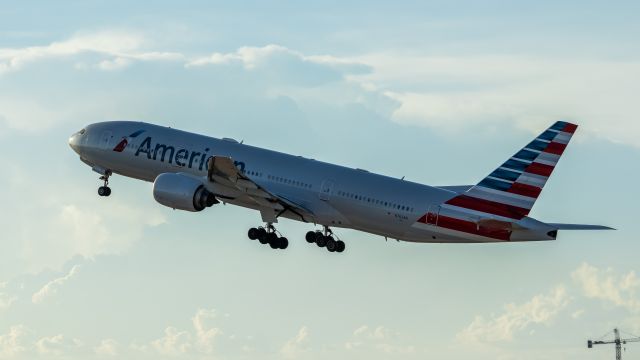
[305,226,345,253]
[248,223,288,250]
[97,172,112,197]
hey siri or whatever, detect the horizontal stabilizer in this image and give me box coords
[549,223,615,230]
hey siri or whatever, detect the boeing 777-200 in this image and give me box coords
[68,121,611,253]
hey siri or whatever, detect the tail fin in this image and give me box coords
[445,121,578,220]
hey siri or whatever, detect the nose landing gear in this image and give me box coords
[247,223,288,250]
[305,226,345,253]
[97,172,112,197]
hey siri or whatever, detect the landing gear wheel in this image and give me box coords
[326,238,337,252]
[258,230,269,244]
[97,172,112,197]
[305,231,316,243]
[98,186,111,197]
[248,228,259,240]
[316,235,328,248]
[267,232,279,249]
[249,223,289,250]
[335,240,345,253]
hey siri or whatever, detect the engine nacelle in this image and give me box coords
[153,173,218,212]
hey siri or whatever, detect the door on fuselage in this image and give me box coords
[319,180,334,201]
[100,131,113,151]
[426,204,440,226]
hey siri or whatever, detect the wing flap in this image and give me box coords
[206,155,314,222]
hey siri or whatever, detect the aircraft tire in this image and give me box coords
[248,228,259,240]
[305,231,316,243]
[335,241,345,253]
[326,238,337,252]
[316,235,328,248]
[258,231,269,244]
[278,237,289,249]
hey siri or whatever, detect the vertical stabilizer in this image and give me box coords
[445,121,578,220]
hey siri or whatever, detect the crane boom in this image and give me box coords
[588,328,640,360]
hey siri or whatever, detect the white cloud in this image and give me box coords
[0,98,72,133]
[350,325,395,341]
[572,263,640,313]
[32,265,81,304]
[35,334,82,356]
[280,326,310,359]
[345,325,415,355]
[192,308,221,354]
[571,309,585,319]
[0,282,16,311]
[457,286,570,344]
[151,327,193,356]
[145,308,222,356]
[0,30,183,75]
[53,202,166,259]
[187,44,370,88]
[0,325,28,358]
[353,54,640,147]
[94,339,119,356]
[187,44,355,70]
[0,161,167,274]
[96,57,132,71]
[2,31,640,148]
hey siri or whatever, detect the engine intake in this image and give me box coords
[153,173,218,212]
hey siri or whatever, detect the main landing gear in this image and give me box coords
[305,226,345,253]
[97,172,112,197]
[247,224,288,250]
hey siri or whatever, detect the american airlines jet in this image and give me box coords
[68,121,611,253]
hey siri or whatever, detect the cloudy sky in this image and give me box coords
[1,1,639,359]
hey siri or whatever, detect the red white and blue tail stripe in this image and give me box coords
[447,121,577,221]
[414,121,578,241]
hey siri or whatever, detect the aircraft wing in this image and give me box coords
[206,156,314,222]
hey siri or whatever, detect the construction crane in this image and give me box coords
[588,328,640,360]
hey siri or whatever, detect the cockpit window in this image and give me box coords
[79,129,86,135]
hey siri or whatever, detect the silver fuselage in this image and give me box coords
[69,121,555,243]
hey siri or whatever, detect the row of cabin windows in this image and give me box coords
[245,169,312,189]
[336,190,414,212]
[245,171,412,212]
[246,170,263,177]
[267,174,312,189]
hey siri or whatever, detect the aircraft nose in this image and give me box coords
[68,132,81,154]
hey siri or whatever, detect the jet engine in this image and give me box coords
[153,173,218,212]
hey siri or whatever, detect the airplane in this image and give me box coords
[68,120,612,253]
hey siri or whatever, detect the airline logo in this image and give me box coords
[133,136,247,173]
[113,130,146,152]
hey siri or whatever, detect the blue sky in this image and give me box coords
[0,1,639,359]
